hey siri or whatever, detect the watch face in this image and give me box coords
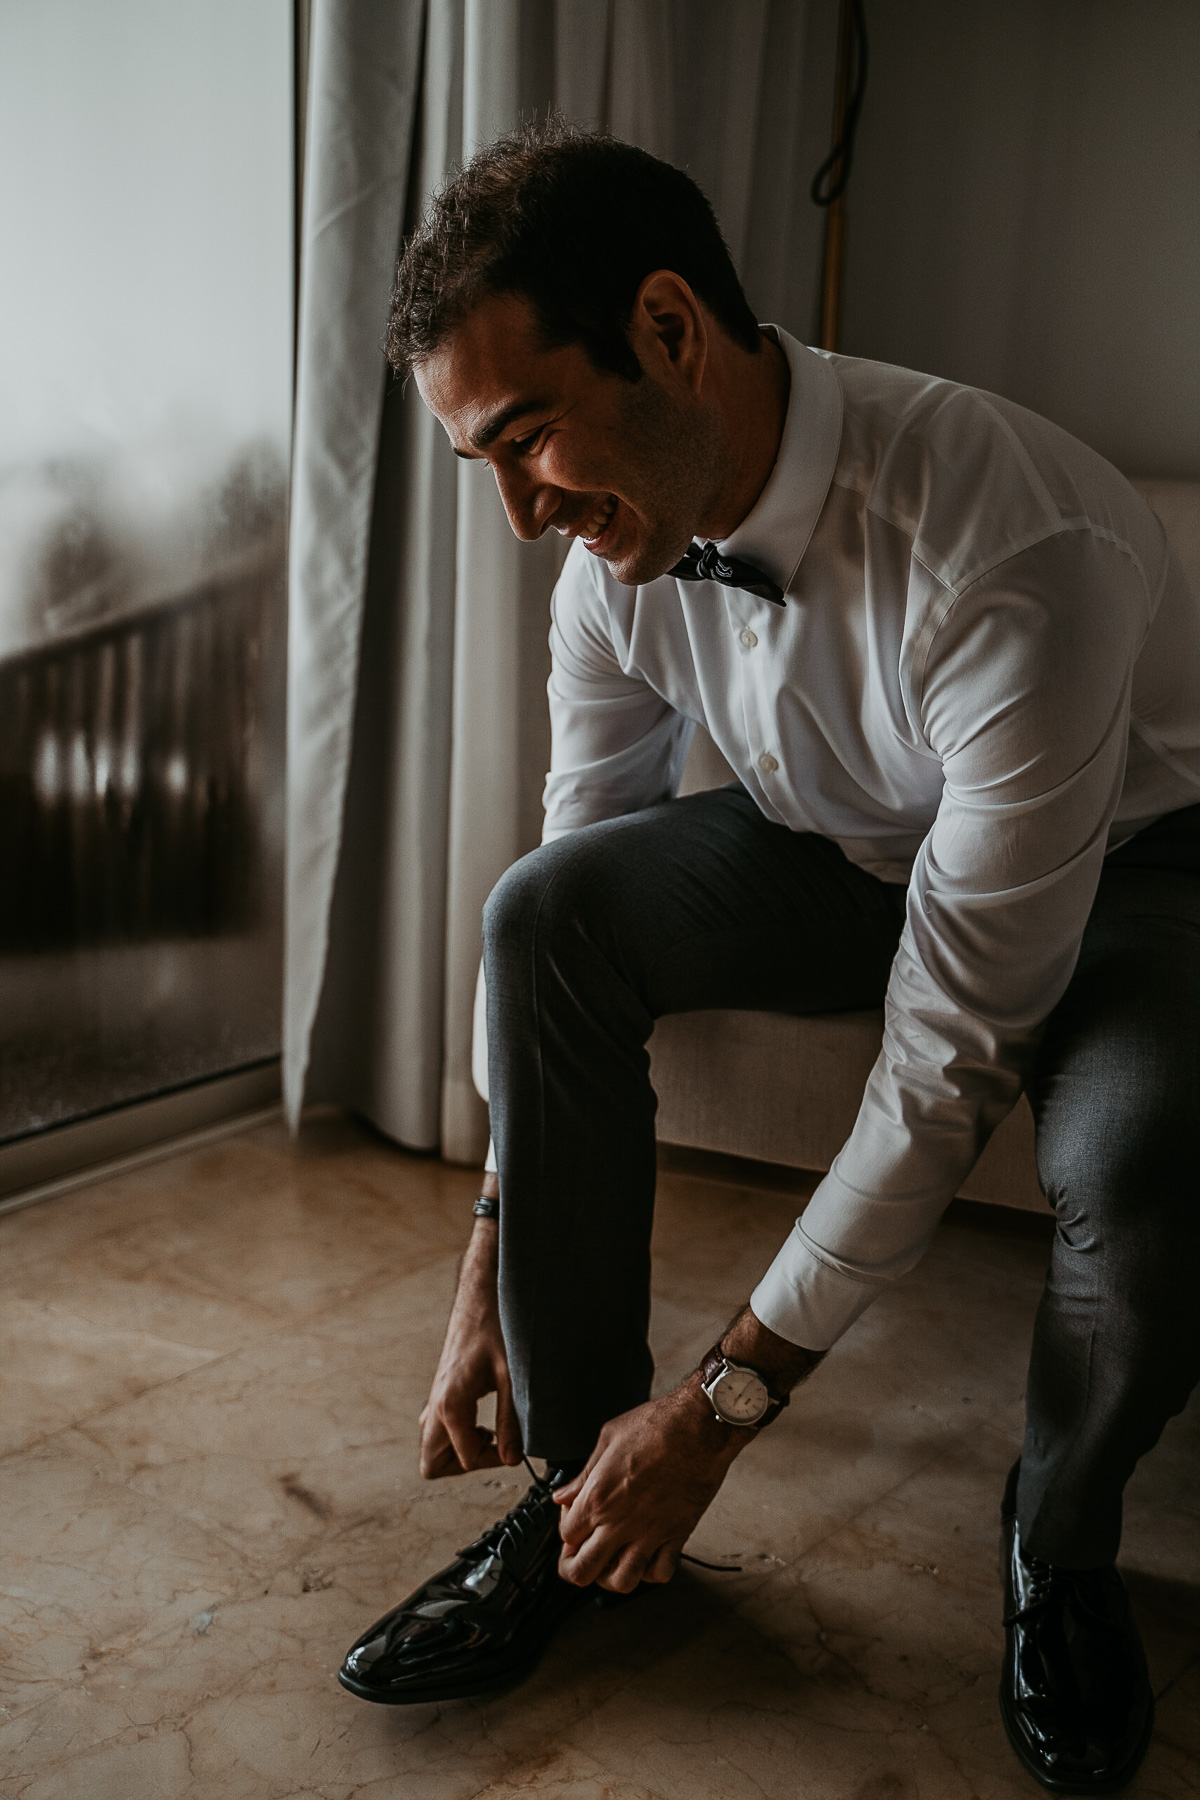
[712,1364,768,1425]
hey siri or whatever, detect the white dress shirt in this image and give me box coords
[535,328,1199,1350]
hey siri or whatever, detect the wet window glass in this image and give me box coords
[0,1,291,1138]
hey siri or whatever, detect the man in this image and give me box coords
[337,124,1199,1794]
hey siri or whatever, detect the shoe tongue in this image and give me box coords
[472,1475,553,1551]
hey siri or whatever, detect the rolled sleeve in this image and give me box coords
[752,1210,925,1349]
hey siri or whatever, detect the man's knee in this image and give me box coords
[1036,1081,1197,1274]
[484,847,551,969]
[483,832,611,972]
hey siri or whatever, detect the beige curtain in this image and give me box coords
[286,0,824,1163]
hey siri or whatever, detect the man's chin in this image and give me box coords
[602,540,689,589]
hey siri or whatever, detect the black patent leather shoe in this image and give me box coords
[999,1462,1154,1793]
[338,1466,596,1705]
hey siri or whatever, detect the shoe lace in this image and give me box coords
[453,1459,558,1600]
[487,1456,743,1577]
[1003,1560,1118,1633]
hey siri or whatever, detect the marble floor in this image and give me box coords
[0,1114,1195,1800]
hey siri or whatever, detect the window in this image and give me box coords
[0,0,292,1139]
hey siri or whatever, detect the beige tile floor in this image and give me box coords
[0,1113,1195,1800]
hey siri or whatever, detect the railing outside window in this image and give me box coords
[0,1,292,1141]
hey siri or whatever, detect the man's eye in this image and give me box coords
[513,430,545,456]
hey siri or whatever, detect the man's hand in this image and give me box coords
[419,1210,523,1478]
[554,1306,824,1592]
[553,1381,746,1591]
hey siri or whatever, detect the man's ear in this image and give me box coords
[628,270,708,397]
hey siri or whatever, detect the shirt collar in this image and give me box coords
[716,327,843,597]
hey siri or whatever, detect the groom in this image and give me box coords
[337,122,1199,1795]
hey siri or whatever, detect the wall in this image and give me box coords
[829,0,1199,478]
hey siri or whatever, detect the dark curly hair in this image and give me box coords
[387,117,761,382]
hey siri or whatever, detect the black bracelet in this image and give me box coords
[473,1194,500,1220]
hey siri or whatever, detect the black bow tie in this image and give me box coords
[668,540,785,605]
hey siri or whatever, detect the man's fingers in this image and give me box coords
[567,1527,681,1589]
[423,1436,509,1478]
[419,1411,459,1479]
[556,1492,595,1549]
[553,1433,604,1509]
[558,1543,600,1586]
[553,1452,601,1524]
[645,1544,678,1584]
[558,1524,627,1588]
[421,1388,507,1480]
[598,1546,650,1594]
[422,1429,506,1479]
[446,1415,495,1474]
[421,1435,464,1479]
[441,1386,492,1473]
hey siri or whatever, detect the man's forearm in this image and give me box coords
[715,1304,825,1395]
[460,1212,498,1294]
[670,1302,824,1457]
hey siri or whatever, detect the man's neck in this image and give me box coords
[698,331,791,542]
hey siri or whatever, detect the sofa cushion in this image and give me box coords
[649,1007,1047,1211]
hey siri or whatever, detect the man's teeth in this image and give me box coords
[582,498,616,539]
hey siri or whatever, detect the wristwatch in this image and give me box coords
[699,1343,789,1429]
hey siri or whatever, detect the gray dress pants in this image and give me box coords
[483,788,1200,1567]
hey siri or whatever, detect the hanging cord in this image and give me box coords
[810,0,870,208]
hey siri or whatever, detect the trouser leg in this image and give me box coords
[1018,866,1200,1567]
[483,785,906,1462]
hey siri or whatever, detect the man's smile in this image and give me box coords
[558,493,618,549]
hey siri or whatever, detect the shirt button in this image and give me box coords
[759,752,779,773]
[740,628,758,648]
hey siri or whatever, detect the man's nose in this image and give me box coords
[493,467,558,542]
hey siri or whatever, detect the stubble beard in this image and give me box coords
[607,376,725,587]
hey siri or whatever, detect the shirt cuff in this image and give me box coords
[749,1171,938,1350]
[750,1223,880,1350]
